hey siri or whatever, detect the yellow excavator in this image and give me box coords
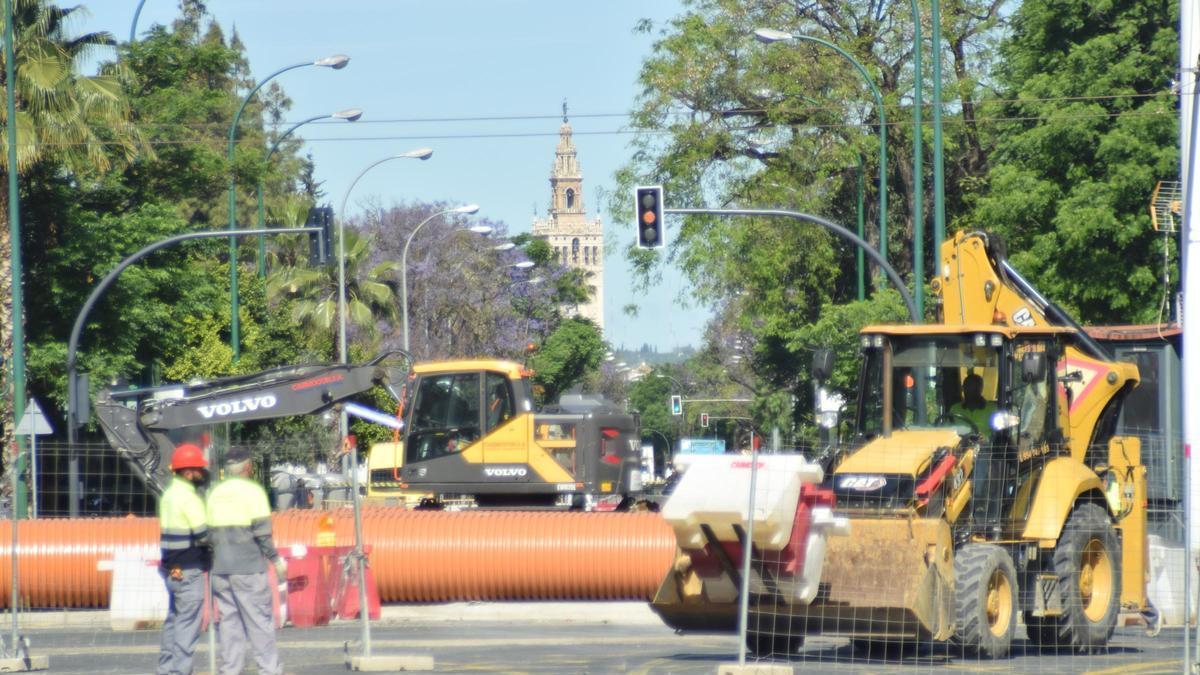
[367,358,643,509]
[652,231,1149,657]
[96,354,643,510]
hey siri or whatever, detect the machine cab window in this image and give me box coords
[856,333,1003,438]
[855,331,1062,450]
[406,372,482,463]
[485,372,515,431]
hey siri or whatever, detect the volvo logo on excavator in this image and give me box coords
[197,395,278,419]
[837,475,887,491]
[484,466,528,478]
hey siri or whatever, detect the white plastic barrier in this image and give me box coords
[99,546,168,631]
[663,454,824,550]
[1147,534,1194,626]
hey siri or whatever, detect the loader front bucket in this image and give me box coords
[788,517,956,640]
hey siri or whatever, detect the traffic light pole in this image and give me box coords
[65,226,324,516]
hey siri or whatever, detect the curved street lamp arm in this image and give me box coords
[401,208,461,352]
[130,0,148,44]
[781,34,888,269]
[266,114,331,162]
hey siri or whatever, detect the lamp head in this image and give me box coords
[455,204,481,215]
[401,148,434,161]
[753,28,793,44]
[493,242,517,252]
[468,225,494,235]
[333,108,364,122]
[511,261,536,270]
[315,54,351,69]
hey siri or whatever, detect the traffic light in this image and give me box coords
[634,185,665,249]
[700,412,709,428]
[306,206,335,265]
[670,395,682,416]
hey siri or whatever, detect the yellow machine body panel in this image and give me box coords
[411,358,527,380]
[1020,457,1104,543]
[834,429,961,477]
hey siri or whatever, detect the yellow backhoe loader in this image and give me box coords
[651,231,1149,658]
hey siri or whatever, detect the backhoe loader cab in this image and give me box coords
[844,325,1092,532]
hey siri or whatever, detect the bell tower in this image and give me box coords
[531,101,605,332]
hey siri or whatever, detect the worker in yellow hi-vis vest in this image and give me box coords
[207,448,285,675]
[157,443,210,675]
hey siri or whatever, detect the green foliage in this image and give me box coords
[528,318,606,404]
[627,372,674,442]
[267,228,398,358]
[968,0,1178,323]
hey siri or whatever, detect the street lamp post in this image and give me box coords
[931,0,946,274]
[337,149,434,369]
[227,54,350,362]
[256,108,363,276]
[400,206,484,352]
[754,29,888,269]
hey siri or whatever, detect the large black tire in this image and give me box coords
[1025,503,1121,653]
[954,543,1018,658]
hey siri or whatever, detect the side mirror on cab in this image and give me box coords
[812,348,835,383]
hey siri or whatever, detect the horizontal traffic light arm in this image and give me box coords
[663,207,917,322]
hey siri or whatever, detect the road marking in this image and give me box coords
[1085,660,1181,675]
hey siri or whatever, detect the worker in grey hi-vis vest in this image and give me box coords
[157,443,211,675]
[207,447,286,675]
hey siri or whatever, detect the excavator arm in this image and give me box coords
[94,351,410,495]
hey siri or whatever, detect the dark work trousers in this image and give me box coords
[157,567,206,675]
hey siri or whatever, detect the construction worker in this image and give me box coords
[949,372,997,437]
[157,443,210,675]
[207,448,285,675]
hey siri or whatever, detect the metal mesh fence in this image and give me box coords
[722,431,1190,672]
[0,425,1194,672]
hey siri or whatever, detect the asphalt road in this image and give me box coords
[12,611,1189,674]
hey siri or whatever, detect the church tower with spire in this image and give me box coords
[531,102,605,332]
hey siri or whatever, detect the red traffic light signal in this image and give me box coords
[700,412,709,428]
[634,185,665,249]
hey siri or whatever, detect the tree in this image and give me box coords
[0,0,143,486]
[613,0,1008,429]
[266,228,399,358]
[528,318,606,405]
[967,0,1178,323]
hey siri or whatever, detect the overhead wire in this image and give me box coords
[32,107,1177,149]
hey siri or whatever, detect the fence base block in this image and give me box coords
[0,655,49,673]
[345,654,434,672]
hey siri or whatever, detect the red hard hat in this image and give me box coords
[170,443,208,471]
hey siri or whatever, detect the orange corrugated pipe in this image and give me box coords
[1,510,676,608]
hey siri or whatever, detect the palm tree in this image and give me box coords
[0,1,142,471]
[267,228,400,359]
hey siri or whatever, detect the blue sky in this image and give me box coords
[77,0,709,352]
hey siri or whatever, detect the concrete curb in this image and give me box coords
[14,601,663,631]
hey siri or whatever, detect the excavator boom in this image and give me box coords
[94,352,409,494]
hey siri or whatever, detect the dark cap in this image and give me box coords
[224,447,252,465]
